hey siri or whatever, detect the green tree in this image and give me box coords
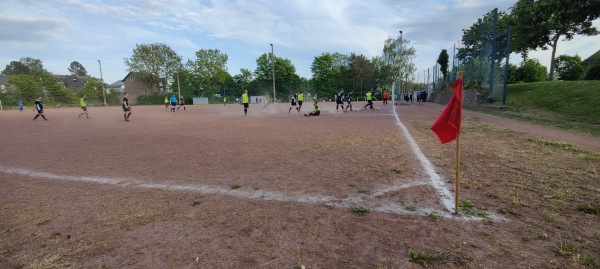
[381,34,416,92]
[311,53,337,99]
[124,43,182,92]
[554,55,584,81]
[79,77,104,102]
[186,48,229,98]
[254,53,299,100]
[516,59,548,83]
[506,63,519,84]
[510,0,600,80]
[2,61,31,75]
[437,49,449,83]
[68,61,88,76]
[6,74,44,103]
[459,10,510,61]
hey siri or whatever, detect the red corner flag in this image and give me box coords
[430,77,463,144]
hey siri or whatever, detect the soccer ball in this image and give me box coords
[376,107,380,111]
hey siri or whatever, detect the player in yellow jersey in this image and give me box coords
[78,95,89,119]
[241,89,249,116]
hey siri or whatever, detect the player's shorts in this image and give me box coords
[336,100,343,105]
[346,99,352,104]
[314,110,320,116]
[122,106,129,112]
[81,106,87,111]
[243,103,249,108]
[179,102,185,106]
[291,100,297,106]
[36,110,43,114]
[367,100,373,105]
[298,101,303,107]
[171,102,177,106]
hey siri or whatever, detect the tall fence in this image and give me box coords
[409,8,511,105]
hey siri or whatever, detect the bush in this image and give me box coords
[555,55,584,81]
[516,59,548,82]
[136,93,171,105]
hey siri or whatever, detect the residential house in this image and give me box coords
[121,72,161,104]
[53,74,91,91]
[107,80,124,93]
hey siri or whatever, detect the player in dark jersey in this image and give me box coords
[344,92,354,112]
[32,96,48,121]
[122,92,132,121]
[289,92,298,113]
[335,90,345,111]
[177,95,186,111]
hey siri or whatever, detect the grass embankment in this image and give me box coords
[468,80,600,136]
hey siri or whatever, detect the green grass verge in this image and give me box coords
[466,80,600,136]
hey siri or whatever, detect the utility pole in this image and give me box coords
[270,43,276,103]
[97,60,107,107]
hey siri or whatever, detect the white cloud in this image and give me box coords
[1,0,598,84]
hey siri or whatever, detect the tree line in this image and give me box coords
[441,0,600,85]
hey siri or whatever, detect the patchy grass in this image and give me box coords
[405,205,416,211]
[409,250,448,266]
[576,204,600,214]
[351,207,370,215]
[230,184,241,190]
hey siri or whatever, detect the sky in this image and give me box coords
[1,0,599,85]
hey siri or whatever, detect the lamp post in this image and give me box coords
[270,43,276,103]
[97,60,107,107]
[397,30,403,104]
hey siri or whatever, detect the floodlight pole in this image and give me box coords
[270,43,276,103]
[398,30,403,104]
[97,60,107,107]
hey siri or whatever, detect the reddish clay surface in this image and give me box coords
[0,102,598,268]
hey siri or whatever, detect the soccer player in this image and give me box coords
[32,96,48,121]
[289,92,298,113]
[223,96,227,106]
[164,96,169,108]
[18,101,23,112]
[364,89,376,110]
[304,100,320,117]
[169,94,177,112]
[241,89,249,116]
[344,91,354,112]
[177,95,186,111]
[78,95,89,119]
[297,91,304,112]
[335,90,345,111]
[382,91,389,106]
[122,92,132,121]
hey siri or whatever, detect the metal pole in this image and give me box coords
[397,30,403,104]
[502,26,512,106]
[270,43,276,103]
[97,60,107,107]
[177,72,181,100]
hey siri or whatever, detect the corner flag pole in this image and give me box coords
[454,71,464,215]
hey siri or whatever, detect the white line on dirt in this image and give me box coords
[0,165,491,220]
[391,107,456,212]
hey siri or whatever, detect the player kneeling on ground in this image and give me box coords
[304,101,320,117]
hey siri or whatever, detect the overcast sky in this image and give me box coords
[1,0,598,84]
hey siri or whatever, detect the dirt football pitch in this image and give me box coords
[0,101,598,268]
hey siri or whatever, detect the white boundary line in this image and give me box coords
[0,165,494,220]
[392,107,456,212]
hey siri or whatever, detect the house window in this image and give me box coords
[59,79,63,82]
[130,77,133,81]
[73,78,77,82]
